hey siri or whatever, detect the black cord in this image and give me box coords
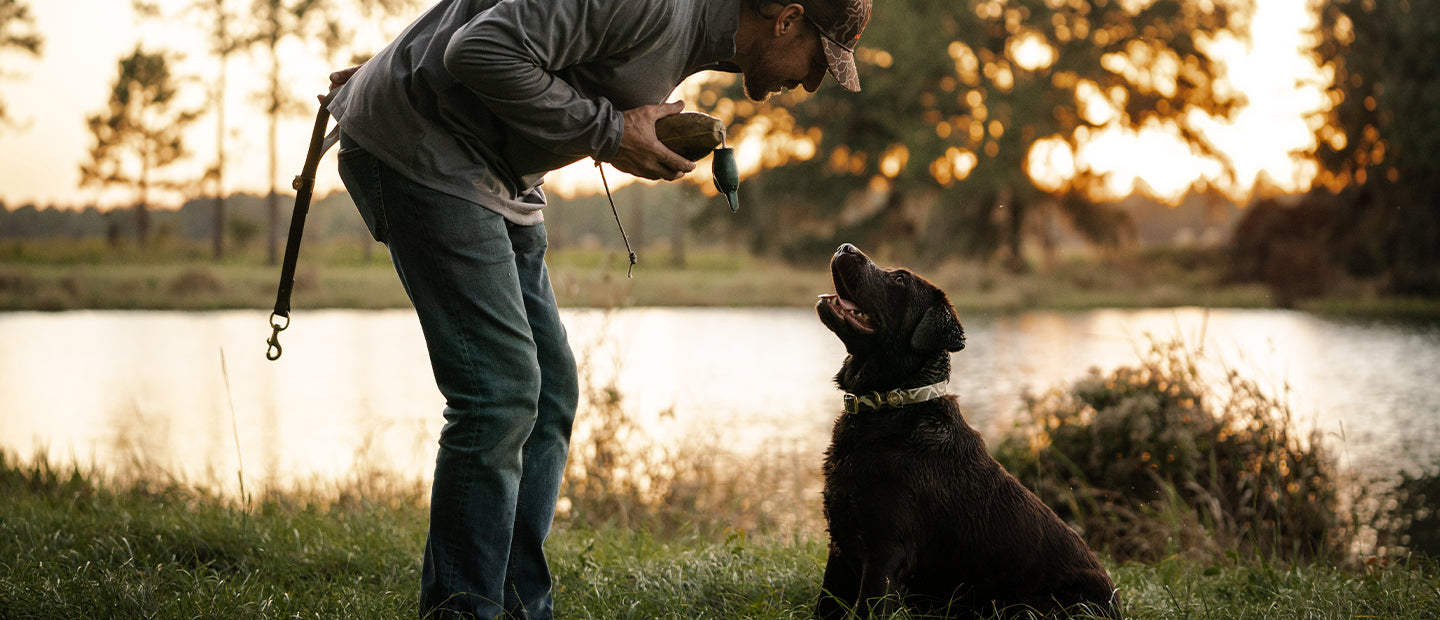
[595,162,638,278]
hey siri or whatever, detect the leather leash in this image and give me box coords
[266,92,338,361]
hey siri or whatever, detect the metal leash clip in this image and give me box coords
[265,313,289,361]
[265,91,337,361]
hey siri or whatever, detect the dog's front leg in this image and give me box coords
[816,547,861,620]
[855,550,908,618]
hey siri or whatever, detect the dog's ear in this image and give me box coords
[911,303,965,352]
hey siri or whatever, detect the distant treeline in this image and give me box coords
[0,182,721,254]
[0,193,367,247]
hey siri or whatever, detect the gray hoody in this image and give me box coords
[328,0,741,224]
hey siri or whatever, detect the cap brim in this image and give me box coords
[820,38,861,92]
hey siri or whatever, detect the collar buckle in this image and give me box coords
[842,381,948,415]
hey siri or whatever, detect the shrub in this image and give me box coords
[994,338,1344,563]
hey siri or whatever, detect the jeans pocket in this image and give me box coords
[337,137,390,243]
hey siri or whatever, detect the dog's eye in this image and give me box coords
[892,273,907,284]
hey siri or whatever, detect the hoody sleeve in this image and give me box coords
[442,0,675,161]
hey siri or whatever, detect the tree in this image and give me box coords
[200,0,247,261]
[248,0,338,265]
[709,0,1246,267]
[80,47,201,247]
[1306,0,1440,294]
[244,0,420,265]
[0,0,43,132]
[135,0,249,260]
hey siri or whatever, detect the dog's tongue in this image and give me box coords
[819,294,860,312]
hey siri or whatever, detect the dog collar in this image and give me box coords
[843,381,948,414]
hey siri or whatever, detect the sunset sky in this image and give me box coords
[0,0,1328,210]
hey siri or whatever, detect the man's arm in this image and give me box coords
[442,0,693,180]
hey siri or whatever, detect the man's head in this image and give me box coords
[736,0,872,101]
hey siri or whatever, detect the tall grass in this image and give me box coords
[558,313,822,542]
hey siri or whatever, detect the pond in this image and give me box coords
[1,307,1436,494]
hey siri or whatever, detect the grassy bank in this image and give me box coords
[6,238,1440,316]
[2,452,1437,620]
[0,237,1318,314]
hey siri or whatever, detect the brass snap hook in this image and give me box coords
[266,312,290,361]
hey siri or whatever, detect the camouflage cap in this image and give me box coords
[801,0,872,91]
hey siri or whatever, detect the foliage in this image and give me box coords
[1304,0,1440,295]
[707,0,1247,266]
[1227,195,1348,307]
[125,0,422,260]
[994,338,1344,563]
[0,0,43,131]
[79,47,201,248]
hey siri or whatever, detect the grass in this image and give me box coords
[0,236,1403,314]
[0,241,837,312]
[0,454,423,619]
[3,452,1438,620]
[7,236,1440,317]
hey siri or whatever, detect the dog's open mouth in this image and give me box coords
[818,294,876,333]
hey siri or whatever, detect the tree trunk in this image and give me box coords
[670,195,687,268]
[1002,188,1026,273]
[212,50,227,261]
[265,47,281,266]
[138,160,151,248]
[744,174,770,256]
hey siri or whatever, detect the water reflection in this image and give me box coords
[0,307,1436,495]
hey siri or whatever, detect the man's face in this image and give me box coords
[742,17,829,101]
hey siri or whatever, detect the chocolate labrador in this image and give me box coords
[814,243,1118,619]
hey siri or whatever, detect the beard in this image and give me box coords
[742,74,779,102]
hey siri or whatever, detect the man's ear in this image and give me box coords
[911,303,966,353]
[774,2,805,36]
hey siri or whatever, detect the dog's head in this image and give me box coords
[816,244,965,370]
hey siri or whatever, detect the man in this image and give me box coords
[327,0,871,617]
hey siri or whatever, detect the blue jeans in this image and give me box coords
[338,134,579,620]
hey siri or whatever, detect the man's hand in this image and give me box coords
[602,101,696,181]
[330,65,362,90]
[318,65,363,102]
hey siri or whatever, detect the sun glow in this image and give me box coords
[1022,0,1328,203]
[0,0,1331,210]
[1008,30,1057,72]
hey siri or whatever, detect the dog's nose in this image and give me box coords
[836,243,858,257]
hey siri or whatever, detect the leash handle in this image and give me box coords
[267,92,335,361]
